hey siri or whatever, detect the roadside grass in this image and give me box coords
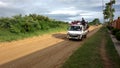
[62,27,103,68]
[62,27,120,68]
[105,29,120,68]
[0,26,67,42]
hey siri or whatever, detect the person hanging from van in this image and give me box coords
[81,17,89,30]
[81,17,86,26]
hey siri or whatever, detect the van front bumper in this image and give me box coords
[67,34,82,39]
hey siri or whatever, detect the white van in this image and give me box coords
[67,24,89,40]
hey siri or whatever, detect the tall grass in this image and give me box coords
[0,25,67,42]
[0,14,68,42]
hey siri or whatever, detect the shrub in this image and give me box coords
[0,14,67,33]
[111,28,120,35]
[107,26,113,30]
[115,31,120,41]
[10,25,21,33]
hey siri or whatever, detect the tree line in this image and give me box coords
[0,14,67,34]
[89,18,101,25]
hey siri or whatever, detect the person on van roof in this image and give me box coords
[81,18,86,26]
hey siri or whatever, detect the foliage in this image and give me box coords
[0,14,68,42]
[107,25,113,30]
[103,0,116,23]
[111,28,120,35]
[0,14,67,33]
[89,18,101,25]
[115,31,120,41]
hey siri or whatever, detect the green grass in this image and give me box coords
[106,29,120,68]
[62,27,104,68]
[0,26,67,42]
[62,27,120,68]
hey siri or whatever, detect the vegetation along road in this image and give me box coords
[0,25,100,68]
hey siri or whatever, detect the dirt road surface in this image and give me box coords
[0,25,101,68]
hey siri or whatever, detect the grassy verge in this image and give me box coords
[0,26,67,42]
[106,29,120,68]
[62,27,120,68]
[62,26,103,68]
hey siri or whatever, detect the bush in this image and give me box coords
[107,26,113,30]
[10,25,21,33]
[0,14,67,34]
[111,28,120,35]
[115,31,120,41]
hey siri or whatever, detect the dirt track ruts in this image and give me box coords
[0,25,101,68]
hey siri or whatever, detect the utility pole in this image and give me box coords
[102,0,105,23]
[110,0,113,23]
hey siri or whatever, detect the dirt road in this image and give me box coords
[0,25,101,68]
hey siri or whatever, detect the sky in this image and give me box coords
[0,0,120,22]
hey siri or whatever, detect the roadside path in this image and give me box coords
[109,32,120,56]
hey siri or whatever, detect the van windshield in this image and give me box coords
[69,26,82,31]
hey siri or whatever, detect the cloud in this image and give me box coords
[45,13,78,22]
[0,1,8,7]
[48,7,80,15]
[0,0,119,22]
[0,7,25,17]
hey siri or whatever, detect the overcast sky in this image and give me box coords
[0,0,120,22]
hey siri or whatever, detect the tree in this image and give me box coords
[103,0,116,23]
[89,18,101,25]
